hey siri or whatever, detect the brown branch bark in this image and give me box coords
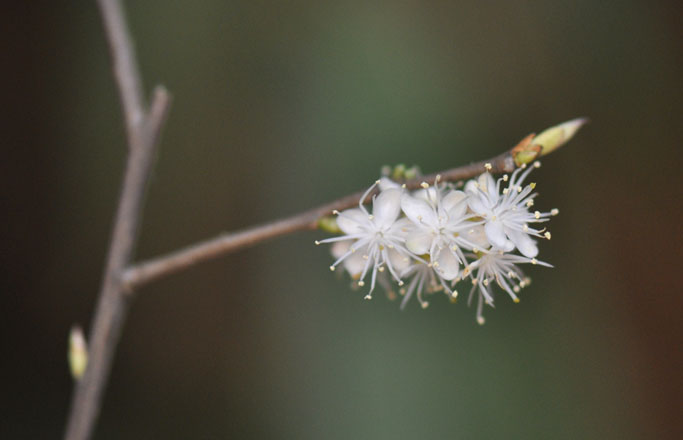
[63,1,171,439]
[122,151,515,290]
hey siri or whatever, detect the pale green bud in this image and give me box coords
[68,325,88,380]
[512,118,587,166]
[533,117,588,156]
[317,216,342,234]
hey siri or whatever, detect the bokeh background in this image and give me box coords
[3,1,682,438]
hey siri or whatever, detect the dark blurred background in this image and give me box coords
[3,1,682,438]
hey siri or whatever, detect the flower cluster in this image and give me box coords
[316,161,557,324]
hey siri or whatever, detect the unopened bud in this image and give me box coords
[68,325,88,380]
[317,216,341,234]
[533,117,588,157]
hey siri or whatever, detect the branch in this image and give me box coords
[123,151,515,290]
[63,2,171,440]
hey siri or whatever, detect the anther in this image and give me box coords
[378,266,385,272]
[502,188,509,195]
[523,224,529,232]
[329,266,336,271]
[484,163,492,171]
[513,285,521,293]
[421,302,429,309]
[520,163,527,169]
[315,240,321,245]
[451,291,458,299]
[358,280,365,287]
[401,184,406,188]
[503,174,509,181]
[513,298,520,303]
[364,294,372,300]
[517,186,522,193]
[544,231,551,240]
[534,211,541,219]
[362,255,369,260]
[526,200,534,207]
[531,258,538,265]
[398,280,404,286]
[375,180,381,185]
[420,182,429,189]
[533,161,541,168]
[436,174,442,182]
[477,316,486,325]
[332,210,339,215]
[368,214,374,220]
[551,208,559,216]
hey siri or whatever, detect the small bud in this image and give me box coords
[69,325,88,380]
[317,216,342,234]
[533,117,588,157]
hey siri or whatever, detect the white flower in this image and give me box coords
[398,261,456,310]
[400,177,481,281]
[317,181,413,298]
[465,250,552,324]
[466,162,558,258]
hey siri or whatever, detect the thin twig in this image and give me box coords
[63,1,171,440]
[123,151,515,290]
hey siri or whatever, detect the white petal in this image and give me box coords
[405,231,433,255]
[401,194,438,227]
[389,217,415,238]
[467,194,489,215]
[336,208,367,234]
[464,179,478,193]
[343,249,366,276]
[464,225,490,249]
[508,228,538,258]
[436,249,460,280]
[387,248,412,273]
[331,240,351,258]
[443,190,468,218]
[378,177,400,191]
[485,220,509,249]
[373,188,402,228]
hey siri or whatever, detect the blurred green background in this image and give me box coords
[3,1,681,438]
